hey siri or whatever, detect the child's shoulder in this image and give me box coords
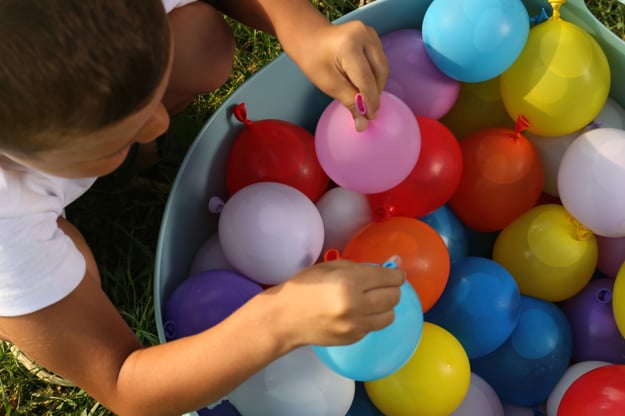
[0,158,94,317]
[0,157,95,218]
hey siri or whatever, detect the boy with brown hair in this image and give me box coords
[0,1,404,415]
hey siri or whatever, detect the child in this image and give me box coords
[0,1,404,415]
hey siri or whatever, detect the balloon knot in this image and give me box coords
[569,215,593,241]
[323,248,341,262]
[232,103,254,126]
[208,196,226,214]
[382,255,402,269]
[163,321,177,340]
[513,115,530,140]
[373,204,396,222]
[548,0,566,20]
[587,120,602,130]
[596,287,612,304]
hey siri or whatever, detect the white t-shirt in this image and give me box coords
[0,158,96,316]
[162,0,197,13]
[0,0,196,317]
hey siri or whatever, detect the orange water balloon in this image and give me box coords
[341,216,450,312]
[449,116,544,232]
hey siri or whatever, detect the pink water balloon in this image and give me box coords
[314,91,421,194]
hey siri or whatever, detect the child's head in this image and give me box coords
[0,1,171,159]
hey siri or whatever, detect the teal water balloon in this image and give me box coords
[422,0,529,82]
[313,261,424,381]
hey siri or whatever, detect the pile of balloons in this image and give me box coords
[164,0,625,415]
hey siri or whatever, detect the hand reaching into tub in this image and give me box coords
[286,20,389,132]
[212,0,389,131]
[256,259,406,348]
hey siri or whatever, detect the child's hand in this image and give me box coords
[217,0,388,131]
[288,21,389,132]
[262,259,405,348]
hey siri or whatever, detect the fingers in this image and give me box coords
[365,310,397,332]
[362,284,402,315]
[359,263,406,291]
[332,22,388,132]
[281,260,406,345]
[365,25,390,94]
[357,26,389,117]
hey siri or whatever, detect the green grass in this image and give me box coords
[587,0,625,38]
[1,0,624,415]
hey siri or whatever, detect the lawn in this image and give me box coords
[1,0,624,415]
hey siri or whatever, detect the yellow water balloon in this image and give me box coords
[613,262,625,339]
[440,77,515,140]
[364,322,470,416]
[500,4,610,137]
[492,204,597,302]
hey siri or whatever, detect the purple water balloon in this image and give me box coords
[560,278,625,363]
[381,29,460,119]
[218,182,325,285]
[163,269,263,340]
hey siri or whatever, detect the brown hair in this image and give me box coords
[0,0,171,154]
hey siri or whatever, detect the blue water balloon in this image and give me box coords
[471,295,573,406]
[420,204,468,262]
[197,401,240,416]
[426,256,521,358]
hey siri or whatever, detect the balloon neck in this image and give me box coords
[587,120,602,130]
[163,321,177,340]
[596,288,612,304]
[513,115,530,141]
[373,203,396,222]
[208,196,226,214]
[323,248,342,262]
[232,102,254,126]
[530,8,550,26]
[549,0,565,20]
[382,255,402,269]
[569,215,593,241]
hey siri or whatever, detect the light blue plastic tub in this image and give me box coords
[154,1,625,414]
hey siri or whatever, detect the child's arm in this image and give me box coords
[211,0,389,131]
[0,220,403,416]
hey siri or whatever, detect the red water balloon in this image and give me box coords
[367,116,463,219]
[225,103,329,201]
[557,365,625,416]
